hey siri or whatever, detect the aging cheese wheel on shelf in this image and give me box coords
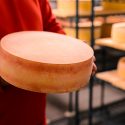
[57,0,91,15]
[117,57,125,80]
[63,21,102,45]
[0,31,93,93]
[102,0,125,11]
[111,22,125,44]
[101,16,125,38]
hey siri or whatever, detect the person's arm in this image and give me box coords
[39,0,65,34]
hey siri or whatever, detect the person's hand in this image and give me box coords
[0,77,10,93]
[91,56,97,76]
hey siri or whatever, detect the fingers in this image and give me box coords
[93,56,96,62]
[91,55,97,76]
[92,63,97,76]
[0,77,10,92]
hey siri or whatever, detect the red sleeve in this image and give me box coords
[39,0,65,34]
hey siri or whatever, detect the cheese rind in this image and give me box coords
[0,31,93,93]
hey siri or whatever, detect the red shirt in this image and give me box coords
[0,0,65,125]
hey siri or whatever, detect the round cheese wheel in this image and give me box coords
[63,21,102,45]
[111,22,125,43]
[0,31,93,93]
[57,0,91,15]
[117,57,125,80]
[102,1,125,11]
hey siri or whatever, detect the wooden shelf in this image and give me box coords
[53,6,125,18]
[96,70,125,91]
[95,38,125,51]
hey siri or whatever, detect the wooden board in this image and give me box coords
[95,38,125,51]
[96,70,125,91]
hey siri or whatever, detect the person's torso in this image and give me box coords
[0,0,43,39]
[0,1,46,124]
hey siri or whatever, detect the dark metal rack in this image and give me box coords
[89,0,95,125]
[48,0,125,125]
[75,0,80,125]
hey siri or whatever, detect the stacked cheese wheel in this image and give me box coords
[64,21,102,45]
[0,31,93,93]
[111,22,125,44]
[101,16,125,38]
[57,0,91,15]
[117,57,125,80]
[102,0,125,11]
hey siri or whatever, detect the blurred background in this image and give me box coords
[47,0,125,125]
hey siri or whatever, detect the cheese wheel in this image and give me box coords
[0,31,93,93]
[117,57,125,80]
[63,21,102,45]
[102,0,125,11]
[57,0,91,15]
[111,22,125,44]
[101,16,125,38]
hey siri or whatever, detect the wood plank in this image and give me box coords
[96,70,125,91]
[95,38,125,51]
